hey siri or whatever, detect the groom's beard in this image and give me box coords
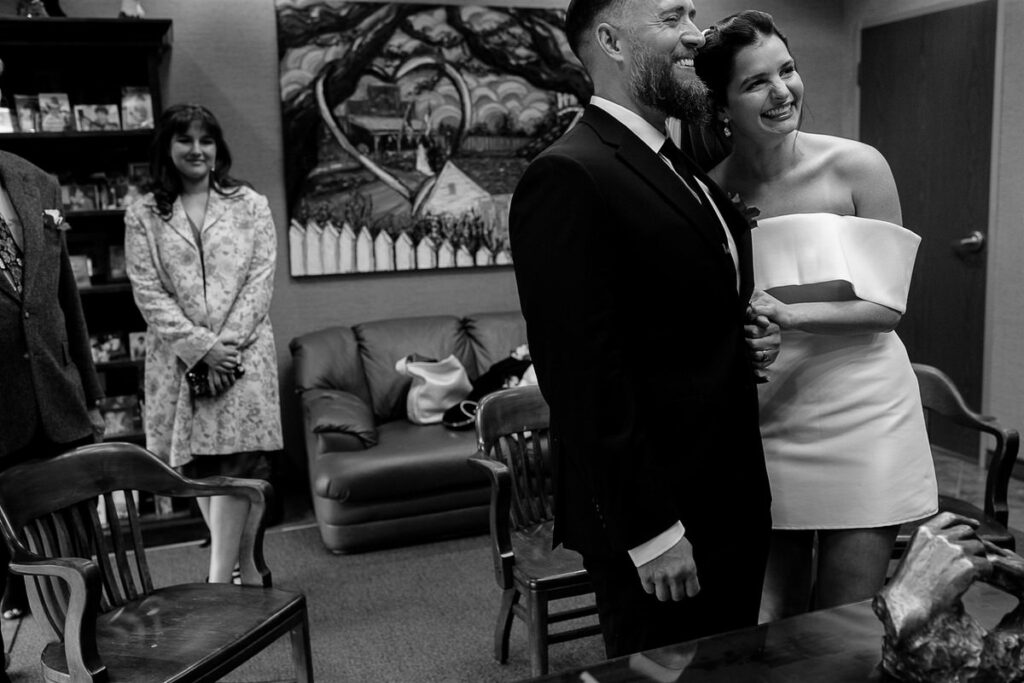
[628,40,711,124]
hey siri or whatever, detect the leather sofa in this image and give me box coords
[289,311,527,553]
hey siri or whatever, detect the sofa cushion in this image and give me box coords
[313,421,480,502]
[313,487,489,526]
[289,325,372,406]
[463,311,528,377]
[303,389,377,447]
[355,316,470,422]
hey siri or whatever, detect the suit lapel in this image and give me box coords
[582,107,737,257]
[5,168,43,302]
[690,164,755,300]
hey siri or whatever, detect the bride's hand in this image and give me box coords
[744,305,780,372]
[750,290,791,329]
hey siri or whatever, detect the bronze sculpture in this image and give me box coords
[873,512,1024,682]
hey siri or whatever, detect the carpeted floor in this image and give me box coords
[2,523,605,682]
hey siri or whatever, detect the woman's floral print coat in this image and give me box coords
[125,186,283,467]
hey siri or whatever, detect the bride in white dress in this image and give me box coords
[691,10,938,622]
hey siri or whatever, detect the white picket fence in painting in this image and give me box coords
[288,220,512,276]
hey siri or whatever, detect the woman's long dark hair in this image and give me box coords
[695,10,791,110]
[148,103,249,219]
[683,9,794,166]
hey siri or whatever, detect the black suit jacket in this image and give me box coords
[510,106,770,557]
[0,150,101,459]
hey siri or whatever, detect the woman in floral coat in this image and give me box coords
[125,104,282,583]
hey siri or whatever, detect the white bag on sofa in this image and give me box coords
[395,354,473,425]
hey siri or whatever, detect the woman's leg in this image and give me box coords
[206,494,250,583]
[814,526,899,610]
[759,529,815,623]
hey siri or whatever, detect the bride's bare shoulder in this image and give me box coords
[803,133,890,174]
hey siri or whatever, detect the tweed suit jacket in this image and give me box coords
[509,106,771,558]
[0,150,101,459]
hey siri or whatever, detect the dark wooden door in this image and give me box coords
[860,1,995,454]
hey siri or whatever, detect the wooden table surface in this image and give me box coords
[525,582,1018,682]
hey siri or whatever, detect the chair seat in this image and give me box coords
[895,494,1015,554]
[512,521,590,591]
[41,583,306,683]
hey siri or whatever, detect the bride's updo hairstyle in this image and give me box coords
[694,11,792,129]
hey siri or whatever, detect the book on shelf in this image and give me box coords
[13,94,39,133]
[128,331,146,361]
[90,332,128,363]
[38,92,73,132]
[97,394,142,438]
[62,183,99,212]
[108,244,127,280]
[121,87,153,130]
[69,253,92,287]
[74,103,122,132]
[0,108,13,134]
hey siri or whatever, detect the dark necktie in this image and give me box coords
[0,214,23,295]
[659,139,706,206]
[660,140,737,267]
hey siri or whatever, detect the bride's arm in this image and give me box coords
[750,291,902,335]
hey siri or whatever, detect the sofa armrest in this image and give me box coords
[302,389,379,450]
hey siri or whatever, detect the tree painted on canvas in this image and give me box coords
[274,0,592,276]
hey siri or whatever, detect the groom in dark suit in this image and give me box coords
[0,149,104,676]
[510,0,773,657]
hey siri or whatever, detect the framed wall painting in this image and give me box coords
[274,0,590,276]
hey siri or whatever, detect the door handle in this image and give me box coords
[952,230,985,254]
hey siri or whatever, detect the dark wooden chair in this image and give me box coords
[893,363,1020,558]
[468,384,600,677]
[0,442,313,682]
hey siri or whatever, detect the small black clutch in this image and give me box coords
[185,364,245,397]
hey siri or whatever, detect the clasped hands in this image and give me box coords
[746,290,782,375]
[200,340,242,396]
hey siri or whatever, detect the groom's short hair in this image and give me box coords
[565,0,626,61]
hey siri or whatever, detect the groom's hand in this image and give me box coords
[637,536,700,601]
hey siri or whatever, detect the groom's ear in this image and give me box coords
[595,22,624,63]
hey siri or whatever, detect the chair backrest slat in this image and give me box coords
[86,501,127,608]
[496,436,526,528]
[531,429,553,521]
[478,386,555,531]
[518,431,545,525]
[23,521,68,639]
[103,493,140,602]
[67,503,112,613]
[122,490,154,595]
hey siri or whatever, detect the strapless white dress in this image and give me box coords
[753,213,938,529]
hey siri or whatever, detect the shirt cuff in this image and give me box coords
[628,521,685,567]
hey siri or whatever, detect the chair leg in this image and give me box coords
[526,590,549,677]
[495,588,518,664]
[290,609,314,683]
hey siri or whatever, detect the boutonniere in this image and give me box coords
[42,209,69,231]
[728,193,760,230]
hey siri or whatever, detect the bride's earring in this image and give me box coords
[721,117,732,138]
